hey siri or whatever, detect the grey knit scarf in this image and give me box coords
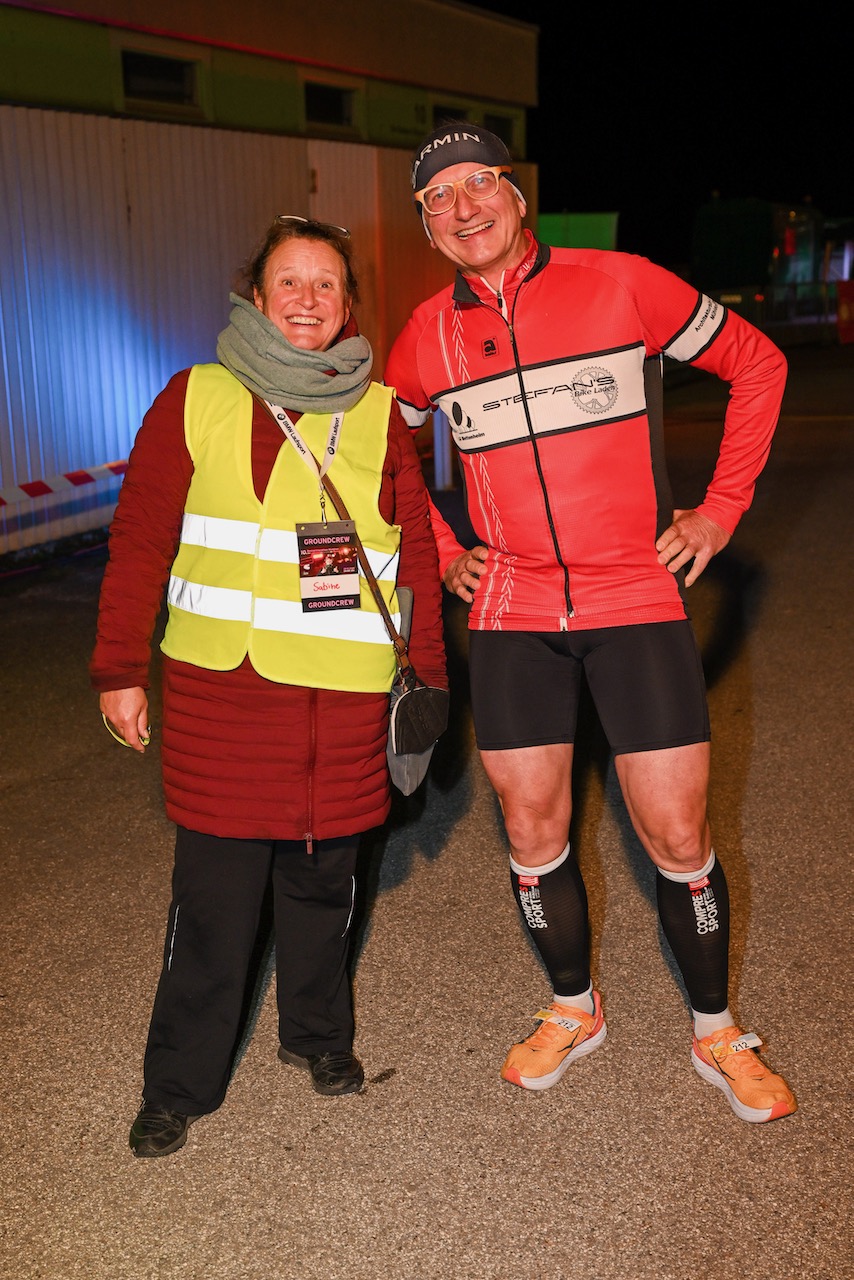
[216,292,373,412]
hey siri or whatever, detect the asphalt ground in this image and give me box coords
[1,341,852,1280]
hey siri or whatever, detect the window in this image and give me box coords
[305,81,354,127]
[121,50,198,106]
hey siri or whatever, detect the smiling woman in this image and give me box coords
[254,237,350,351]
[89,213,447,1158]
[246,216,358,353]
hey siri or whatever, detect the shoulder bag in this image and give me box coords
[321,475,449,795]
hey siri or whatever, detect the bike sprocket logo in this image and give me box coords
[570,366,618,415]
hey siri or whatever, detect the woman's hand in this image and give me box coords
[656,509,730,587]
[100,687,151,753]
[444,545,489,603]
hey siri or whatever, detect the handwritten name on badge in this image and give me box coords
[296,520,360,612]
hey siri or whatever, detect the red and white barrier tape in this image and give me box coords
[0,460,128,507]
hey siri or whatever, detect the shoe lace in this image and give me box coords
[136,1105,184,1134]
[526,1012,573,1050]
[316,1051,355,1068]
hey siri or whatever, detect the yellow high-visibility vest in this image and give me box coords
[161,364,401,692]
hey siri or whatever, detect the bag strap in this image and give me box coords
[320,473,414,682]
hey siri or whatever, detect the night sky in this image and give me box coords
[470,3,851,270]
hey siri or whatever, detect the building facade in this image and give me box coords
[0,0,538,551]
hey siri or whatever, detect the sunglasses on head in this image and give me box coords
[275,214,351,238]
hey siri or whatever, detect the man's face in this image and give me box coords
[420,162,527,284]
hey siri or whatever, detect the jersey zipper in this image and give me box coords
[504,286,574,620]
[474,273,574,622]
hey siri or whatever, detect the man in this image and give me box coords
[385,123,796,1123]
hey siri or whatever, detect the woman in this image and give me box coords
[90,216,446,1158]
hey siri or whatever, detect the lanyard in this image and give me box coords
[266,402,344,523]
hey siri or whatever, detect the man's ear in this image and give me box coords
[253,288,264,312]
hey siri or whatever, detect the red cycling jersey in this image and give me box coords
[385,235,787,632]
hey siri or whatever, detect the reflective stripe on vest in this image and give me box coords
[168,575,401,640]
[161,365,400,692]
[178,512,400,584]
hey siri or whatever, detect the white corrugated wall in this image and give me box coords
[0,106,316,550]
[0,107,388,552]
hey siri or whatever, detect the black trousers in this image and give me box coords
[142,827,360,1115]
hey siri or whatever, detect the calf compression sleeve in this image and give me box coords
[655,850,730,1014]
[509,842,591,996]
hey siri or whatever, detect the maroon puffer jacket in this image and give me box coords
[90,366,446,843]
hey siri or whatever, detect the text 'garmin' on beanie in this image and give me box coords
[410,123,516,192]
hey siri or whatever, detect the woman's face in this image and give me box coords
[254,238,350,351]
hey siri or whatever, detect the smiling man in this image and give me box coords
[385,122,797,1124]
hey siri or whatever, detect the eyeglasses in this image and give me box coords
[414,166,512,216]
[275,214,351,238]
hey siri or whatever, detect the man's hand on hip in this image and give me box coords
[444,545,489,603]
[656,509,730,587]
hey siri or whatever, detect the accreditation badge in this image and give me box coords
[296,521,360,612]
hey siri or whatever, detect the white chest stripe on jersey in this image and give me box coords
[435,344,647,454]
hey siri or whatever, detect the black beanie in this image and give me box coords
[410,123,525,202]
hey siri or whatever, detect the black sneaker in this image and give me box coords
[278,1047,365,1096]
[129,1102,199,1158]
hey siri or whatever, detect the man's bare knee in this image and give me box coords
[502,802,567,865]
[638,819,711,872]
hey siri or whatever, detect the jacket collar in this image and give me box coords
[451,236,550,305]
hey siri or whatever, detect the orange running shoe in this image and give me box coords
[692,1026,797,1122]
[501,992,607,1091]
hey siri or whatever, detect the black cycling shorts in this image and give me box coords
[468,620,710,755]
